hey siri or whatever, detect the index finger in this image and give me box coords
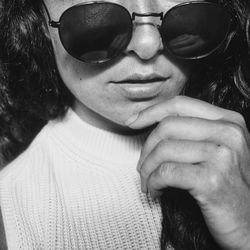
[125,96,244,129]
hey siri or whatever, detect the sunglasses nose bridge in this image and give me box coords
[131,12,163,28]
[131,12,164,20]
[131,12,163,33]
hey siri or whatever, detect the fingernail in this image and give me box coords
[136,161,141,172]
[136,158,144,172]
[136,156,141,171]
[125,113,139,126]
[141,182,148,193]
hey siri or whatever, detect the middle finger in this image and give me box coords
[137,116,244,171]
[139,139,218,192]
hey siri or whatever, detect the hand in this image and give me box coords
[126,96,250,250]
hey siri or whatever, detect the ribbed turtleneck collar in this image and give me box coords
[47,108,148,165]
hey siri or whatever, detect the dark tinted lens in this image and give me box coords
[161,3,231,59]
[59,3,132,63]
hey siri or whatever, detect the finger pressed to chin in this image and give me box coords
[139,139,220,193]
[127,96,245,129]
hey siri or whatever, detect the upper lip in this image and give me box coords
[113,73,168,84]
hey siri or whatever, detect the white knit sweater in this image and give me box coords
[0,109,164,249]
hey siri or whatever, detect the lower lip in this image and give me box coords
[112,81,165,100]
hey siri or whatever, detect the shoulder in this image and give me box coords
[0,122,55,190]
[0,124,55,250]
[0,119,64,250]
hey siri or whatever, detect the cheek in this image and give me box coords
[52,35,83,81]
[50,34,130,122]
[50,31,118,84]
[172,60,193,91]
[160,59,192,99]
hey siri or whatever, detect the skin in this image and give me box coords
[45,0,250,249]
[127,96,250,249]
[45,0,193,134]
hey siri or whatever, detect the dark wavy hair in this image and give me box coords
[0,0,250,249]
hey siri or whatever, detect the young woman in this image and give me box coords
[0,0,250,249]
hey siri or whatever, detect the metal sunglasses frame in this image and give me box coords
[41,1,234,63]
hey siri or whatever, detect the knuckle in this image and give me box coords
[198,170,228,203]
[216,144,239,167]
[150,163,174,187]
[216,144,231,159]
[147,163,174,190]
[207,172,222,194]
[227,122,244,137]
[200,142,218,157]
[231,111,246,127]
[203,142,215,153]
[158,162,174,178]
[226,122,245,147]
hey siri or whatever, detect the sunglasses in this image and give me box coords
[43,1,233,64]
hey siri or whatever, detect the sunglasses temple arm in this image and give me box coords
[41,0,51,21]
[41,0,60,27]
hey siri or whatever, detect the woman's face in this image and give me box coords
[45,0,194,134]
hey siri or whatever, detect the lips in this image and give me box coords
[111,73,169,100]
[114,73,168,84]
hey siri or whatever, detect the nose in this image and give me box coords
[125,21,164,61]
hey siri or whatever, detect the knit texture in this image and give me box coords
[0,109,163,249]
